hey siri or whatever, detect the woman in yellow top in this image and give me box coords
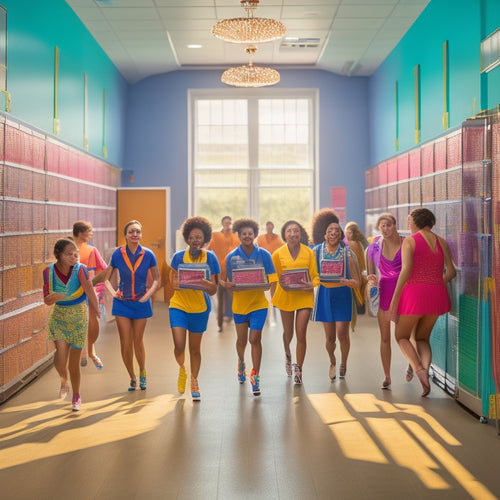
[224,219,278,397]
[271,220,319,384]
[169,217,220,401]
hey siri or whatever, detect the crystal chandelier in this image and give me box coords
[221,46,280,88]
[212,0,286,44]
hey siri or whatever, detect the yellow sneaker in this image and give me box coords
[177,365,187,394]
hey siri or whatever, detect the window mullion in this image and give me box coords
[247,97,259,220]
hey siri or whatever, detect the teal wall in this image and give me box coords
[1,0,127,166]
[369,0,500,165]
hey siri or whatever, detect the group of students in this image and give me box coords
[43,206,456,411]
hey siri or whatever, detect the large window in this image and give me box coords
[190,90,317,232]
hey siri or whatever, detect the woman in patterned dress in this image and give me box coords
[43,238,100,411]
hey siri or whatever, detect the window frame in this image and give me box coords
[188,88,319,225]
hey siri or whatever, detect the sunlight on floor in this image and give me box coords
[308,392,497,500]
[0,394,178,470]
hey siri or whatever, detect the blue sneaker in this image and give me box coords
[191,376,200,401]
[139,376,146,390]
[238,360,246,384]
[250,369,260,396]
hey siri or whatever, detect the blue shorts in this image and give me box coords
[233,308,268,331]
[169,308,209,334]
[313,286,352,323]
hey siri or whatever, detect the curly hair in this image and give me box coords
[233,218,259,237]
[410,207,436,229]
[311,208,340,245]
[281,220,310,245]
[181,216,212,244]
[53,238,77,260]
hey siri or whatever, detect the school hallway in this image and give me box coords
[0,303,499,500]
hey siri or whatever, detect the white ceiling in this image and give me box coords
[65,0,431,84]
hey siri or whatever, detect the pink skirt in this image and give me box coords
[398,283,451,315]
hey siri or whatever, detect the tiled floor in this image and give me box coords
[1,303,499,500]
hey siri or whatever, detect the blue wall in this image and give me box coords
[124,69,369,238]
[2,0,127,166]
[369,0,500,165]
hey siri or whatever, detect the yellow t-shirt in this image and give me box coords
[271,244,319,311]
[226,245,277,315]
[169,249,219,313]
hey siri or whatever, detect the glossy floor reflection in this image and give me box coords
[1,303,499,500]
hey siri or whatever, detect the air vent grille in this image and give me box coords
[281,37,320,48]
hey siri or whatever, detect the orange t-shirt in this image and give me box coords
[208,231,240,279]
[256,233,284,254]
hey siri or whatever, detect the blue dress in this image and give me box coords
[109,245,158,319]
[312,242,353,323]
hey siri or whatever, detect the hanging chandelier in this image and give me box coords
[212,0,286,44]
[221,46,280,88]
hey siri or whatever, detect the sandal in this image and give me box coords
[329,364,336,381]
[416,369,430,397]
[406,364,414,382]
[382,376,391,389]
[90,355,103,370]
[339,364,346,379]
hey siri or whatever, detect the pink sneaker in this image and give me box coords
[72,393,81,411]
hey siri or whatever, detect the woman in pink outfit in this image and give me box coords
[389,208,456,397]
[366,213,405,390]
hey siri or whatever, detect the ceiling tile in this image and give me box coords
[64,0,430,82]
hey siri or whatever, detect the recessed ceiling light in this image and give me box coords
[188,44,202,49]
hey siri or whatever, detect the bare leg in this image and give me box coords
[414,314,439,372]
[235,322,249,364]
[295,308,311,367]
[336,321,350,373]
[395,315,424,372]
[53,339,70,388]
[395,314,434,396]
[68,347,81,395]
[87,311,100,359]
[323,322,337,365]
[281,310,295,361]
[378,309,392,386]
[188,332,203,379]
[216,285,224,330]
[115,316,136,380]
[171,326,187,367]
[131,318,148,374]
[249,329,263,373]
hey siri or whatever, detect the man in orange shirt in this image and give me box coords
[208,216,240,332]
[256,221,284,254]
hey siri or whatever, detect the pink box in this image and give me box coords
[280,268,311,290]
[233,267,269,290]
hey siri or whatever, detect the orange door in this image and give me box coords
[117,188,171,301]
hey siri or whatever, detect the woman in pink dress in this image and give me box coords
[389,208,456,396]
[366,213,404,389]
